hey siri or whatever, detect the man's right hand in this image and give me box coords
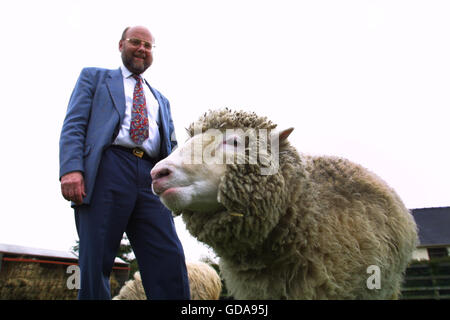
[61,171,86,205]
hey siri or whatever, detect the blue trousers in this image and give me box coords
[75,147,190,300]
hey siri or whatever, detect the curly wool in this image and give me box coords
[187,108,277,136]
[113,261,222,300]
[181,109,418,299]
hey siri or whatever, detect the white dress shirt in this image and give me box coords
[113,65,161,158]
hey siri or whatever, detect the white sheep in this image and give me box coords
[113,261,222,300]
[150,109,418,299]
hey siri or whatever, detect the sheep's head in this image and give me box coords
[151,109,294,254]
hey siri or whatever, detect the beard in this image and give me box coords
[121,50,152,74]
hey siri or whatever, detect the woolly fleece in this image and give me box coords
[113,261,222,300]
[179,109,418,299]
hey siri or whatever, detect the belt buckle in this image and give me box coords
[132,148,144,158]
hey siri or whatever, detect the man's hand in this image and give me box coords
[61,171,86,205]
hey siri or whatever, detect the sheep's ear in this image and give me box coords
[278,127,294,142]
[269,127,294,145]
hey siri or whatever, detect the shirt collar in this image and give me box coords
[120,64,147,82]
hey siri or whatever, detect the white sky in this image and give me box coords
[0,0,449,262]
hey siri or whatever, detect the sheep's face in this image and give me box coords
[151,124,294,252]
[151,133,227,215]
[151,127,287,213]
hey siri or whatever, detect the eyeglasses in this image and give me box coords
[125,38,156,51]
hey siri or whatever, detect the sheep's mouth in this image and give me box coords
[151,181,167,196]
[152,182,188,197]
[157,186,176,197]
[151,172,184,196]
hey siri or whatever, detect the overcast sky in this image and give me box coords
[0,0,449,262]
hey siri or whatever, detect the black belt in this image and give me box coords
[111,145,155,162]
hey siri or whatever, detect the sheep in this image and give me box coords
[113,261,222,300]
[150,109,418,300]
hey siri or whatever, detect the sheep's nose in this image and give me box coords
[151,165,172,182]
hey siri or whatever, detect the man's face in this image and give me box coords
[119,27,154,74]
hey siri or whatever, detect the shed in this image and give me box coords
[410,207,450,260]
[0,243,129,299]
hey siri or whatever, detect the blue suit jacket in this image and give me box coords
[59,67,177,205]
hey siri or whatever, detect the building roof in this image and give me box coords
[411,207,450,247]
[0,243,128,265]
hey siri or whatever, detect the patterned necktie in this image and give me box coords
[130,75,149,145]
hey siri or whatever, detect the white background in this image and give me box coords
[0,0,449,262]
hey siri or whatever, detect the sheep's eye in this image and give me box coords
[223,137,239,147]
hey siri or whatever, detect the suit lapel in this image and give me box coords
[148,86,167,128]
[106,68,126,123]
[145,80,169,159]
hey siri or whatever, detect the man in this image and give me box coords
[59,26,190,300]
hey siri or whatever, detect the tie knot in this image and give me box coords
[132,74,142,82]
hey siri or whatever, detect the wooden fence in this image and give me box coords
[401,259,450,300]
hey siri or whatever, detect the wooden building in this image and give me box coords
[410,207,450,260]
[0,243,129,299]
[402,207,450,299]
